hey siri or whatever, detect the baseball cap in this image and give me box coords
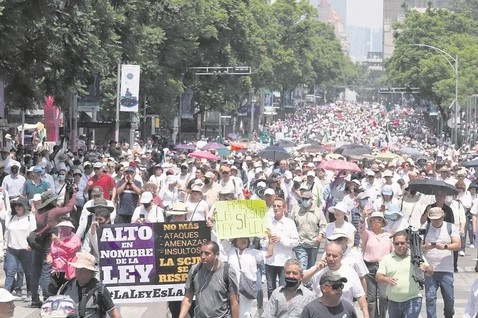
[33,166,43,173]
[327,228,349,241]
[93,162,103,169]
[319,271,348,285]
[306,171,315,177]
[264,188,275,196]
[382,185,393,196]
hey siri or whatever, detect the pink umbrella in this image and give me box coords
[318,159,361,172]
[189,151,219,161]
[201,142,227,151]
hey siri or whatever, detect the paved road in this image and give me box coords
[3,246,478,318]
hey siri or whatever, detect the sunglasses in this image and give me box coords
[325,283,344,290]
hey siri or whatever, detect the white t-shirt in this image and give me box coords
[185,200,208,221]
[423,222,459,273]
[310,265,365,303]
[131,204,164,223]
[7,213,37,250]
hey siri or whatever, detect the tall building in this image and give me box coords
[317,0,349,54]
[383,0,455,58]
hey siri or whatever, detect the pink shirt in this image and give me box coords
[49,234,82,280]
[359,221,393,263]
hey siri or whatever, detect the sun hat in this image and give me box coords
[38,190,59,209]
[368,211,388,226]
[319,271,348,285]
[69,252,98,272]
[382,170,393,178]
[0,288,17,302]
[191,184,202,192]
[168,202,188,215]
[72,168,83,176]
[327,228,349,241]
[428,207,445,220]
[140,192,154,204]
[86,198,114,213]
[12,197,31,211]
[328,201,349,214]
[29,193,42,207]
[56,220,75,229]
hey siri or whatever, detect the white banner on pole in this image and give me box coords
[119,64,140,112]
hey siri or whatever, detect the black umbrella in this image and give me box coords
[334,144,372,157]
[407,179,458,196]
[276,140,297,148]
[464,158,478,168]
[257,146,291,162]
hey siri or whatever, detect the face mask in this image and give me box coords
[285,277,300,288]
[58,175,65,181]
[143,203,152,209]
[301,200,310,208]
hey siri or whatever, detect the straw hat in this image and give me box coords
[69,252,98,272]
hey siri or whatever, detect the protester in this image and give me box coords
[325,202,356,248]
[299,272,357,318]
[422,207,461,317]
[264,258,315,318]
[131,191,164,223]
[179,241,239,318]
[376,230,432,318]
[359,211,393,318]
[114,166,142,224]
[59,251,121,318]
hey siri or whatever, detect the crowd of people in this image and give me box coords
[1,101,478,318]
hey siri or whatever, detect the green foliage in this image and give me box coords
[386,7,478,117]
[0,0,351,123]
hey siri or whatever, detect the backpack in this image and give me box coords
[58,278,106,318]
[424,221,452,241]
[192,262,230,291]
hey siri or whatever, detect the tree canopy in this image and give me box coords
[0,0,352,123]
[385,6,478,119]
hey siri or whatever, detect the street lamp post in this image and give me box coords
[411,44,459,146]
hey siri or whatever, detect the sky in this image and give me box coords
[347,0,383,29]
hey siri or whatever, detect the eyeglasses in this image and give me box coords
[393,242,407,246]
[324,283,344,290]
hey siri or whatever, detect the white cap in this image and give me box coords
[293,176,302,183]
[306,171,315,177]
[257,181,267,188]
[140,192,154,204]
[264,188,275,196]
[307,162,315,168]
[255,167,263,173]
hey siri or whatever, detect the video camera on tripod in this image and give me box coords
[405,226,426,289]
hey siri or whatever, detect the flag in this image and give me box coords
[119,65,140,112]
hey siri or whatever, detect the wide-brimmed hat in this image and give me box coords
[86,198,114,213]
[69,252,98,272]
[57,152,69,162]
[384,203,402,218]
[11,197,31,212]
[428,207,445,220]
[29,193,42,207]
[327,228,349,241]
[38,190,59,209]
[168,202,188,215]
[140,192,154,204]
[56,220,75,229]
[328,202,349,214]
[368,211,388,226]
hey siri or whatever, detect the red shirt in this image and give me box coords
[88,173,115,200]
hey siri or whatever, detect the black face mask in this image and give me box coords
[143,203,152,209]
[204,178,211,185]
[285,277,300,288]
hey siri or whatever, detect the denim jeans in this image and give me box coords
[256,262,264,309]
[365,263,387,318]
[388,297,422,318]
[293,246,318,270]
[4,247,33,293]
[265,265,284,299]
[31,246,52,303]
[425,271,454,318]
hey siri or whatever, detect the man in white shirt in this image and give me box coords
[263,197,299,298]
[1,161,25,198]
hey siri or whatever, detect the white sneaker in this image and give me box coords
[470,244,475,249]
[459,251,465,256]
